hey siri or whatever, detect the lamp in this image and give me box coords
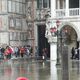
[56,20,60,65]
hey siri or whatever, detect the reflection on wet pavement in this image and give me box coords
[0,59,79,80]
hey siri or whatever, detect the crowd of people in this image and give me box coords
[71,47,79,60]
[0,45,33,60]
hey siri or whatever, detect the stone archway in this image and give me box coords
[60,25,77,46]
[58,22,79,41]
[57,22,78,62]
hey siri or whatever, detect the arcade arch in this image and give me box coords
[57,22,79,60]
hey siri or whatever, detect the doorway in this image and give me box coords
[38,25,50,58]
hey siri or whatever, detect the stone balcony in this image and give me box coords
[36,8,80,21]
[56,8,80,18]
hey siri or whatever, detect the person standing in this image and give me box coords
[14,47,19,57]
[4,46,12,59]
[71,47,75,59]
[42,48,48,60]
[20,47,25,58]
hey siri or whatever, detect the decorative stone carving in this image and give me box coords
[45,21,51,38]
[48,36,57,43]
[27,6,32,19]
[45,20,57,43]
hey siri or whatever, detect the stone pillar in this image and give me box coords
[50,42,57,61]
[61,46,70,80]
[66,0,69,16]
[57,0,60,9]
[48,36,57,61]
[56,0,60,9]
[51,0,56,18]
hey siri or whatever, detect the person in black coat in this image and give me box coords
[71,47,75,59]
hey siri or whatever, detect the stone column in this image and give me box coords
[66,0,69,16]
[56,0,60,9]
[61,46,70,80]
[47,35,57,61]
[58,0,60,9]
[51,0,56,18]
[56,34,61,65]
[50,42,57,61]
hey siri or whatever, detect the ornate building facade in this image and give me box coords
[46,0,80,61]
[0,0,51,57]
[26,0,80,61]
[26,0,51,56]
[0,0,27,47]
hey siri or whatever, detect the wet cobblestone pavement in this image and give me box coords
[0,58,80,80]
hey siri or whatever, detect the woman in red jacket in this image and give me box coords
[20,47,25,58]
[4,46,13,59]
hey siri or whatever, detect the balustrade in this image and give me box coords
[56,8,80,18]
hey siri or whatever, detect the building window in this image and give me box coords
[10,32,14,41]
[8,1,12,12]
[20,32,27,41]
[37,0,42,9]
[0,0,7,12]
[15,18,22,30]
[22,3,26,15]
[19,3,23,14]
[69,0,79,8]
[12,1,16,13]
[8,0,26,15]
[9,17,22,30]
[10,32,19,41]
[43,0,47,8]
[9,18,15,28]
[37,0,51,9]
[16,2,19,13]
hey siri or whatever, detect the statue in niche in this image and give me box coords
[45,21,51,38]
[27,6,32,19]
